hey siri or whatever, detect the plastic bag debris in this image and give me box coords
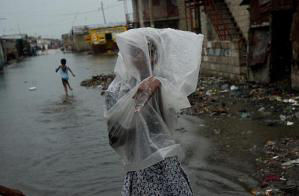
[279,114,287,121]
[282,158,299,166]
[28,86,37,91]
[230,85,239,91]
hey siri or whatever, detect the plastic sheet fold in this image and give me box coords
[105,28,203,171]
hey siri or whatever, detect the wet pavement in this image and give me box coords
[0,50,281,196]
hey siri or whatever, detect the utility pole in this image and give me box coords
[123,0,129,24]
[138,0,144,27]
[149,0,154,27]
[119,0,129,24]
[118,0,129,24]
[100,1,107,25]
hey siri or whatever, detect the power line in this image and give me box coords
[0,2,123,18]
[61,9,99,16]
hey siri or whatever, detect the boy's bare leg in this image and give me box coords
[62,82,68,96]
[66,81,73,91]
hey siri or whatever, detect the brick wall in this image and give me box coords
[225,0,250,41]
[200,40,247,80]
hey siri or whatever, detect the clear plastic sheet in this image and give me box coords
[105,28,204,171]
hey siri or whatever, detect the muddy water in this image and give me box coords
[0,50,257,195]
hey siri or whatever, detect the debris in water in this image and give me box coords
[81,74,115,92]
[286,121,294,126]
[28,86,37,91]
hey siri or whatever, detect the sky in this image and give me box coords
[0,0,132,39]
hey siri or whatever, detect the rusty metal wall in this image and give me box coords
[272,0,294,11]
[248,28,270,67]
[291,2,299,89]
[291,5,299,62]
[250,0,271,25]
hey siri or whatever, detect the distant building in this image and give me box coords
[0,40,6,69]
[132,0,188,30]
[86,25,127,53]
[70,26,91,52]
[62,33,73,51]
[183,0,299,90]
[0,34,28,61]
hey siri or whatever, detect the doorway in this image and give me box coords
[270,11,293,82]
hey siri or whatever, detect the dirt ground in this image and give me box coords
[82,75,299,196]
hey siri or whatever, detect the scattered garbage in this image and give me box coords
[230,85,239,91]
[280,115,287,121]
[182,76,299,126]
[97,85,103,89]
[253,138,299,195]
[282,158,299,167]
[258,107,265,112]
[181,76,299,195]
[240,111,250,119]
[28,86,37,91]
[213,129,221,135]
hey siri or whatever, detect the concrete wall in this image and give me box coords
[225,0,250,41]
[132,0,187,30]
[200,40,247,80]
[1,39,18,60]
[177,0,188,30]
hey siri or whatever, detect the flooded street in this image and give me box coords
[0,51,122,195]
[0,50,259,196]
[0,0,298,194]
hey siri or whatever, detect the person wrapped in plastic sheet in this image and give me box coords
[105,27,203,195]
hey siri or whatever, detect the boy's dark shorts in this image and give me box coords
[61,78,68,85]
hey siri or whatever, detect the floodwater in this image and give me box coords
[0,50,256,196]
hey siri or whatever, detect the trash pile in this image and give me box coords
[251,138,299,195]
[184,76,299,126]
[80,74,115,91]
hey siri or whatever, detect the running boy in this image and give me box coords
[56,58,75,96]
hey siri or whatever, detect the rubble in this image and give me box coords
[80,74,115,91]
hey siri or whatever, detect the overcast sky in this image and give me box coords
[0,0,132,38]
